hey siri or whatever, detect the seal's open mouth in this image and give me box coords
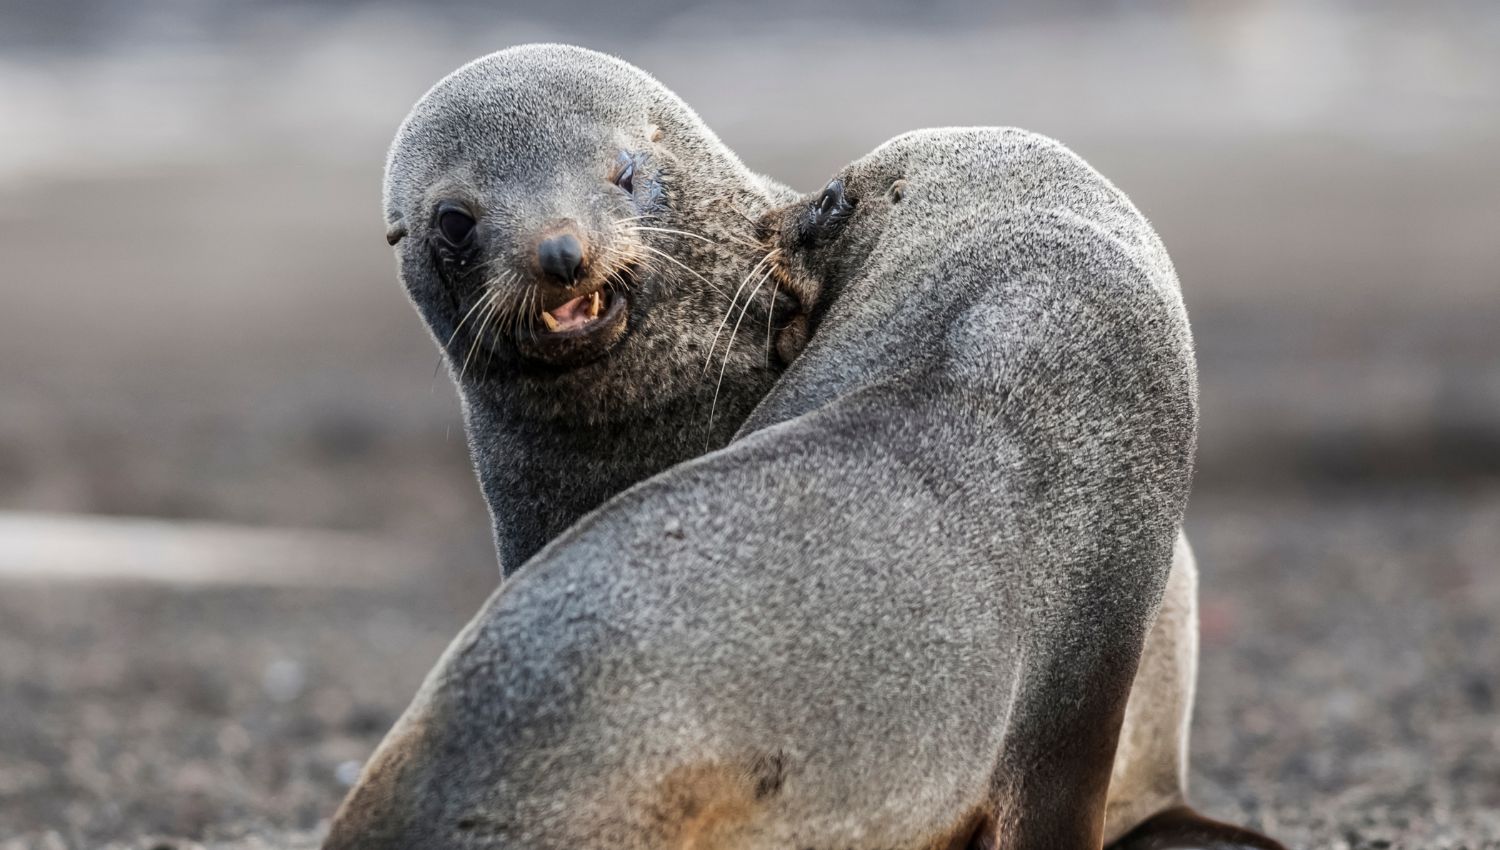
[515,268,633,369]
[539,287,622,336]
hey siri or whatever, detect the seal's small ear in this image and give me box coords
[648,124,664,143]
[386,219,408,246]
[887,179,907,204]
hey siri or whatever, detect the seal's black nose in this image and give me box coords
[538,233,584,283]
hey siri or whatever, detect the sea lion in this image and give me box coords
[324,127,1212,850]
[382,44,799,573]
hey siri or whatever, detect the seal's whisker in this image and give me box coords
[632,242,726,296]
[509,276,530,339]
[626,224,758,251]
[720,200,762,228]
[765,266,783,368]
[478,292,508,373]
[622,248,655,286]
[631,244,703,290]
[457,293,497,383]
[530,283,544,341]
[602,266,632,297]
[502,275,527,338]
[437,284,505,380]
[480,272,514,339]
[470,253,514,277]
[601,244,645,290]
[706,265,770,443]
[454,299,485,384]
[459,291,502,383]
[705,250,774,375]
[702,252,772,374]
[511,282,530,338]
[491,294,513,351]
[444,289,495,353]
[490,277,525,370]
[624,224,715,244]
[518,284,537,342]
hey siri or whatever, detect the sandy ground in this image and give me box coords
[2,3,1498,847]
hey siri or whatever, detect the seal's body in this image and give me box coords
[754,131,1281,850]
[383,44,798,572]
[326,128,1226,850]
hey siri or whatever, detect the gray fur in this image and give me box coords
[1106,533,1198,842]
[384,44,797,573]
[327,127,1198,850]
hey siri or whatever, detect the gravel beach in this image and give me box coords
[4,486,1498,849]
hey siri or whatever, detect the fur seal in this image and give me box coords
[383,44,799,573]
[325,127,1216,850]
[752,135,1282,850]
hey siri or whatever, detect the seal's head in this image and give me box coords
[760,128,1169,348]
[755,151,908,363]
[384,44,797,419]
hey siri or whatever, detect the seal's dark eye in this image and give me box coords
[613,154,637,195]
[437,208,475,246]
[800,178,852,245]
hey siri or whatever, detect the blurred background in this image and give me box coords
[1,1,1497,847]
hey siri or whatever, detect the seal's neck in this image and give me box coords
[461,377,768,575]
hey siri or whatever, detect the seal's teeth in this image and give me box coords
[589,291,602,318]
[540,311,559,331]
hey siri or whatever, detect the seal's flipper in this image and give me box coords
[1109,806,1286,850]
[994,648,1141,850]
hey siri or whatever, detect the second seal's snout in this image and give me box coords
[537,231,585,283]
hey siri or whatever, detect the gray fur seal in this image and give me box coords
[324,127,1230,850]
[383,44,798,573]
[755,136,1281,850]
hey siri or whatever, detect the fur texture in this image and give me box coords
[383,44,798,573]
[1106,534,1198,843]
[327,127,1200,850]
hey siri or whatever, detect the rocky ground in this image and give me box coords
[3,484,1498,849]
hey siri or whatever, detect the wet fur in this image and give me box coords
[327,128,1203,849]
